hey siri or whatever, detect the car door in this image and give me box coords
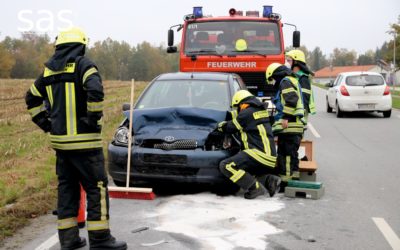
[328,75,341,107]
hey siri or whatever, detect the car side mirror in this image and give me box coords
[326,80,334,88]
[122,103,130,111]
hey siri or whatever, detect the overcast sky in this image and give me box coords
[1,0,399,56]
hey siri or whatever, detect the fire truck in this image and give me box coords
[167,6,300,97]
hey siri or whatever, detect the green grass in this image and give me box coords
[312,82,328,90]
[392,96,400,109]
[0,79,148,243]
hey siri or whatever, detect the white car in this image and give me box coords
[326,71,392,118]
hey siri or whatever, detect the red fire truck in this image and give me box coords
[167,6,300,97]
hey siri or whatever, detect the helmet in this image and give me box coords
[285,49,306,63]
[266,63,282,83]
[231,90,253,107]
[56,27,88,46]
[235,39,247,51]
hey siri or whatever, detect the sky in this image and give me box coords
[1,0,399,56]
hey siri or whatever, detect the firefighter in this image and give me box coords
[266,63,305,185]
[285,49,316,125]
[217,90,281,199]
[25,27,127,250]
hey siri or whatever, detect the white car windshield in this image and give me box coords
[136,80,230,111]
[345,75,384,86]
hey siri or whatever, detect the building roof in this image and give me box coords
[314,65,376,78]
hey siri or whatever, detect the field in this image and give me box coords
[0,79,147,242]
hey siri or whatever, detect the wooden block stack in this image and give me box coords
[284,140,324,199]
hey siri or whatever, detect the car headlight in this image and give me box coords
[113,127,130,146]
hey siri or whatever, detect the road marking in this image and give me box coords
[34,233,58,250]
[372,217,400,250]
[307,122,321,138]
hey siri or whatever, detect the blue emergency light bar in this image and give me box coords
[263,5,273,17]
[193,7,203,18]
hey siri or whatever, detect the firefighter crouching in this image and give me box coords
[25,27,127,250]
[217,90,281,199]
[266,63,305,187]
[285,49,316,125]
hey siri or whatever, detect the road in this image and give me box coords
[2,86,400,250]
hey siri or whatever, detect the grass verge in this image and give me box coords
[0,79,147,243]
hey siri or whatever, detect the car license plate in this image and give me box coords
[358,104,375,109]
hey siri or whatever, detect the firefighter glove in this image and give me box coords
[217,121,227,132]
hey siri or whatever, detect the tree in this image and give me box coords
[0,42,15,78]
[331,48,357,66]
[385,15,400,69]
[308,47,328,71]
[357,50,375,65]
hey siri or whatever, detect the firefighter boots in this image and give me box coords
[89,229,127,250]
[265,175,281,197]
[58,227,87,250]
[244,181,266,199]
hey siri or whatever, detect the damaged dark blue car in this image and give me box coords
[108,72,246,187]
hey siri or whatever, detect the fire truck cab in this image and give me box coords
[167,6,300,98]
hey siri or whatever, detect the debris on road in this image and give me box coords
[131,226,149,234]
[140,239,167,247]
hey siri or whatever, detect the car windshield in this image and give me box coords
[345,75,385,86]
[184,21,281,55]
[136,79,230,111]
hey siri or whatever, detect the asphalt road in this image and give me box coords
[2,86,400,250]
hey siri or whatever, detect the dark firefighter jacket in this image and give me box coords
[220,96,277,168]
[26,56,104,151]
[296,70,316,115]
[272,76,305,135]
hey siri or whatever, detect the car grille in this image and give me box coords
[143,154,187,165]
[235,72,275,97]
[135,165,199,176]
[152,139,198,150]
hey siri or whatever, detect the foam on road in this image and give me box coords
[146,193,284,249]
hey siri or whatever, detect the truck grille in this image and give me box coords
[236,72,275,97]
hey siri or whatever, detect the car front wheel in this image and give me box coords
[383,110,391,118]
[326,97,333,113]
[336,101,344,118]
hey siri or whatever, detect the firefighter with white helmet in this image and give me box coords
[216,90,281,199]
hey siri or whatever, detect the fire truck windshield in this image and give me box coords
[184,21,282,56]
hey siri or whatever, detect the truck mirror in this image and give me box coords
[168,29,174,47]
[293,30,300,48]
[167,46,177,53]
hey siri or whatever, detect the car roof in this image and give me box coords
[155,72,235,81]
[339,71,383,77]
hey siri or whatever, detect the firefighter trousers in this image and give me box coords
[56,149,110,232]
[219,151,278,190]
[277,134,302,182]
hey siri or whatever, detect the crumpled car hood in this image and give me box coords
[124,107,227,146]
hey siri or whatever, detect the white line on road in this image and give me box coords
[307,122,321,138]
[34,233,58,250]
[372,217,400,250]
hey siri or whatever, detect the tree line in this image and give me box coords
[0,17,398,79]
[0,33,179,80]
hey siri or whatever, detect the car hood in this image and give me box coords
[124,107,227,146]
